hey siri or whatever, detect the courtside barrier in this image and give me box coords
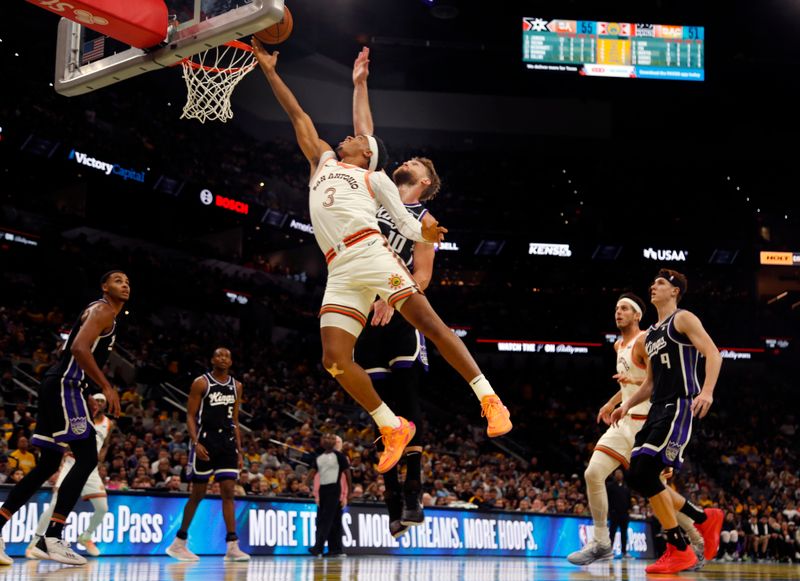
[0,488,654,558]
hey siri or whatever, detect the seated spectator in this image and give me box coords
[104,472,122,491]
[168,431,188,455]
[350,484,364,501]
[260,446,281,469]
[249,478,265,496]
[237,470,252,495]
[153,459,173,485]
[0,409,13,442]
[7,468,24,485]
[121,385,141,408]
[247,462,263,483]
[9,436,36,475]
[150,448,171,475]
[131,466,153,489]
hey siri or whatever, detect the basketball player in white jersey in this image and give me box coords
[568,293,707,567]
[26,393,113,559]
[252,39,511,475]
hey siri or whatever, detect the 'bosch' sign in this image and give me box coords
[199,190,249,215]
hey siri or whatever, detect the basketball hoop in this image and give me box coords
[180,40,257,123]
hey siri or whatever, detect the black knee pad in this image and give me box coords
[628,454,666,498]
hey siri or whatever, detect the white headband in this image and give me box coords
[365,135,379,171]
[617,297,642,316]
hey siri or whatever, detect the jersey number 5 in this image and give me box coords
[660,353,671,369]
[322,187,335,208]
[227,407,233,419]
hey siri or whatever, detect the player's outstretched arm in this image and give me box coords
[675,310,722,418]
[251,38,330,168]
[352,47,374,136]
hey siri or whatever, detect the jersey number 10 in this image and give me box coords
[386,230,408,255]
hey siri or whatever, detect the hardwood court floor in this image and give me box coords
[0,555,798,580]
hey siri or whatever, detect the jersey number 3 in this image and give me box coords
[322,187,335,207]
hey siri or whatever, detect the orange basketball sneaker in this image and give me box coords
[645,544,697,574]
[695,508,724,560]
[376,417,415,473]
[481,395,512,437]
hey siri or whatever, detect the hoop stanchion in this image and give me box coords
[180,40,257,123]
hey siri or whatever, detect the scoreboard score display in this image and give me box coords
[522,18,704,81]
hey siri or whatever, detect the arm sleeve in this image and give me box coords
[369,172,424,242]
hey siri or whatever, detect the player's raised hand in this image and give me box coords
[691,390,713,418]
[371,299,395,326]
[421,217,448,244]
[251,37,279,72]
[353,47,370,85]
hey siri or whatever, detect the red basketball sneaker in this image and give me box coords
[695,508,724,560]
[645,544,697,574]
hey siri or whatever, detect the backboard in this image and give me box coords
[55,0,283,96]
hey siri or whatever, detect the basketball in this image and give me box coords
[254,6,293,45]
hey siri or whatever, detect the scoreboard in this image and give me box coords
[522,18,704,81]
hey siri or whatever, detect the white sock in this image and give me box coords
[594,525,610,546]
[469,374,496,400]
[677,511,704,546]
[369,402,401,429]
[36,498,56,538]
[82,497,108,539]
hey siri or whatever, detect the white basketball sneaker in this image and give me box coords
[567,539,614,565]
[25,536,47,560]
[44,537,87,565]
[0,536,12,565]
[166,537,200,561]
[224,540,250,562]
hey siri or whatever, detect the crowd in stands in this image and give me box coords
[2,283,798,561]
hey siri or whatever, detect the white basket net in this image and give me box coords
[180,41,257,123]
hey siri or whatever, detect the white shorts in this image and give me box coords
[320,232,418,337]
[55,460,106,500]
[593,414,649,469]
